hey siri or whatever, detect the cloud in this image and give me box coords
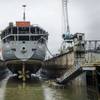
[0,0,100,54]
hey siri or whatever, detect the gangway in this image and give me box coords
[56,64,96,84]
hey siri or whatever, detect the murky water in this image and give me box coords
[0,77,99,100]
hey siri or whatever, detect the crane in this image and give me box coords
[62,0,73,43]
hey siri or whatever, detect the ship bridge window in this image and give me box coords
[37,27,43,34]
[37,27,40,34]
[42,31,44,34]
[33,27,40,34]
[13,27,17,34]
[3,31,6,37]
[4,28,11,36]
[18,27,29,34]
[31,27,35,33]
[8,28,11,33]
[7,36,14,41]
[30,36,45,43]
[6,28,12,35]
[39,29,43,34]
[30,27,45,34]
[30,36,35,40]
[31,36,41,41]
[19,36,29,41]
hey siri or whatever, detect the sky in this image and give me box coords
[0,0,100,56]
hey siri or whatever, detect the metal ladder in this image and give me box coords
[56,64,83,84]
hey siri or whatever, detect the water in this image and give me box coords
[0,77,99,100]
[43,84,88,100]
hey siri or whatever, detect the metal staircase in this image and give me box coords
[56,63,97,84]
[56,65,83,84]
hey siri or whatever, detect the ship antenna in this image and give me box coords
[22,5,26,21]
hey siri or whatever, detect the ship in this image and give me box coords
[0,5,48,81]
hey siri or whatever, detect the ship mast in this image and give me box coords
[22,5,26,21]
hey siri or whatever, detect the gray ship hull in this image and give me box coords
[2,41,46,74]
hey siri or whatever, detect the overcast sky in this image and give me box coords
[0,0,100,56]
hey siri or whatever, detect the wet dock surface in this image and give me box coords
[0,76,99,100]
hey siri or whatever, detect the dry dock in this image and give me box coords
[44,33,100,94]
[0,33,99,100]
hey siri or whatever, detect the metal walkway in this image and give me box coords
[56,64,96,84]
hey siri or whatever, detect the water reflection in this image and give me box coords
[0,77,99,100]
[5,78,44,100]
[43,84,88,100]
[87,87,98,100]
[0,76,10,100]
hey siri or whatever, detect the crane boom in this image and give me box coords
[62,0,70,33]
[62,0,73,42]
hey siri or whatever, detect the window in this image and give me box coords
[31,27,35,33]
[30,36,41,41]
[18,27,29,34]
[7,36,14,41]
[19,36,29,41]
[13,27,17,34]
[37,27,40,34]
[30,36,35,40]
[8,28,11,33]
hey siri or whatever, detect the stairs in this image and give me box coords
[56,65,84,84]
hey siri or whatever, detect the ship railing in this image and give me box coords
[2,34,47,40]
[85,40,100,53]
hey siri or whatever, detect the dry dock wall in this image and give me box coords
[44,33,100,87]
